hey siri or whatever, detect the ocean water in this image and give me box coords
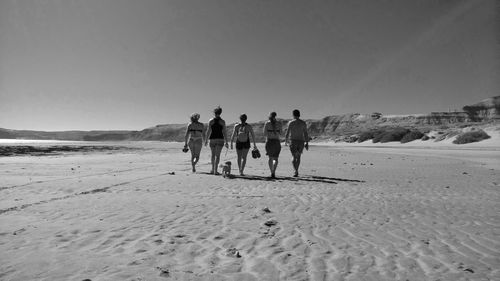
[0,139,80,144]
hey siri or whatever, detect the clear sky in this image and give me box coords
[0,0,498,131]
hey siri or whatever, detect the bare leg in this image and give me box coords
[213,145,223,174]
[189,140,202,172]
[189,149,196,172]
[210,146,216,173]
[236,149,243,174]
[292,153,301,176]
[269,157,278,178]
[240,148,249,175]
[191,155,196,172]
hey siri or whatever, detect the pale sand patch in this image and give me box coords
[0,142,499,280]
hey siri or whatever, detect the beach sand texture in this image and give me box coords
[0,142,499,280]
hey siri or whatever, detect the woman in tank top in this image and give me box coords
[205,106,228,175]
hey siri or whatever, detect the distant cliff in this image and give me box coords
[463,96,500,121]
[1,96,498,142]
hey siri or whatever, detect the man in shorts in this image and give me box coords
[285,109,309,177]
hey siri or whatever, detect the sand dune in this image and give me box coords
[0,142,499,280]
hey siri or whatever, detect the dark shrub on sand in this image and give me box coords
[358,131,375,142]
[421,135,430,141]
[371,130,386,143]
[453,130,490,144]
[380,128,410,143]
[372,127,409,143]
[401,130,424,143]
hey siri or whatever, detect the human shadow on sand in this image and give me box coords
[200,172,364,184]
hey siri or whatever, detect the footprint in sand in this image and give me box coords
[262,207,272,213]
[264,220,278,227]
[226,248,242,258]
[156,266,170,278]
[13,228,26,235]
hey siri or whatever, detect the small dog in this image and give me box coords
[219,161,232,178]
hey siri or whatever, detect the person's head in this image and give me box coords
[213,106,222,116]
[190,113,200,123]
[292,109,300,119]
[239,114,247,124]
[269,112,277,122]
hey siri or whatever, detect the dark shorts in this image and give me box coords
[236,140,250,150]
[265,139,281,158]
[290,140,305,154]
[209,139,225,148]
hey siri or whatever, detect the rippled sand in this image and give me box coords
[0,142,499,280]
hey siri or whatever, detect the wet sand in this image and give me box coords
[0,142,499,280]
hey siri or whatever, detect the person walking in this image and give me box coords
[285,109,309,177]
[184,113,204,173]
[205,106,229,175]
[263,112,282,178]
[230,114,257,176]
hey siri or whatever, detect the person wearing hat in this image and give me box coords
[263,112,282,178]
[205,106,229,175]
[230,113,257,176]
[184,113,204,172]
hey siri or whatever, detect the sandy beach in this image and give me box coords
[0,141,499,280]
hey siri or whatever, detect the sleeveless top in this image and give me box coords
[209,117,224,139]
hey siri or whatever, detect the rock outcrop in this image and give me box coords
[463,96,500,121]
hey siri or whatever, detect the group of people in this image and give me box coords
[184,106,309,178]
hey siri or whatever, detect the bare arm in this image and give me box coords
[184,124,191,147]
[201,124,205,143]
[285,121,291,145]
[222,120,229,148]
[303,121,309,150]
[303,124,309,143]
[249,125,257,148]
[205,120,212,146]
[230,124,237,149]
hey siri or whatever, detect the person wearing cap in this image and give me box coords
[184,113,204,172]
[263,112,282,178]
[285,109,309,177]
[230,113,257,176]
[205,106,229,175]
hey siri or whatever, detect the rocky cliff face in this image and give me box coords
[463,96,500,121]
[2,96,498,142]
